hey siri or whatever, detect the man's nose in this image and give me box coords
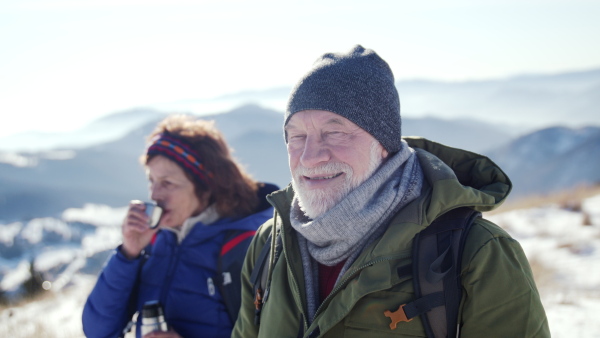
[300,135,330,167]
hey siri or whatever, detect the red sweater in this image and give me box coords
[318,260,346,302]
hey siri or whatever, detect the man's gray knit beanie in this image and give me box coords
[285,45,401,153]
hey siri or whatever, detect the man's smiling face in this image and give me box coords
[285,110,388,219]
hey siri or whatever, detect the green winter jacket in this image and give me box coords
[232,137,550,338]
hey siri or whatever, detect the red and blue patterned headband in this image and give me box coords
[146,134,213,184]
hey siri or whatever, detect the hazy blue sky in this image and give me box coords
[1,0,599,138]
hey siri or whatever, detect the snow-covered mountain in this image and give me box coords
[0,103,518,222]
[487,126,600,198]
[1,193,599,337]
[0,105,289,222]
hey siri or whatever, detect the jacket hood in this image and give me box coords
[267,137,511,224]
[405,137,511,220]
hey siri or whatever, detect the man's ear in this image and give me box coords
[382,148,389,159]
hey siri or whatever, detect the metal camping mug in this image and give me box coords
[136,201,163,229]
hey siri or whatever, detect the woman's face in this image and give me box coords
[146,155,205,228]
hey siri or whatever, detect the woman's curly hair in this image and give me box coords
[142,114,260,218]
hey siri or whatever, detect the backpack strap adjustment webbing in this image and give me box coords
[402,291,446,318]
[384,291,446,329]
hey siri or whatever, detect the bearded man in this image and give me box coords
[232,45,549,338]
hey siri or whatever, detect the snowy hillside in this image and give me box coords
[1,194,600,337]
[0,204,127,337]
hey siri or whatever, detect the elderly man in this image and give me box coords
[232,45,549,337]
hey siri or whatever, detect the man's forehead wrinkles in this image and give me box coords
[286,115,345,130]
[324,117,346,126]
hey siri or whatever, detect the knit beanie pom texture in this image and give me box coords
[285,45,401,153]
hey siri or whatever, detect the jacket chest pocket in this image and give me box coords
[341,269,427,337]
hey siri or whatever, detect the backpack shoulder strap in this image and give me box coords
[250,224,283,326]
[401,207,481,338]
[218,229,257,324]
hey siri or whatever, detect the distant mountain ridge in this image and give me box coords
[1,102,599,222]
[0,108,168,152]
[194,67,599,132]
[2,67,597,154]
[397,68,600,131]
[0,105,289,222]
[487,126,600,197]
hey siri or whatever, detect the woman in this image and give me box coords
[82,115,278,338]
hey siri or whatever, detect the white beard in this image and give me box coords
[292,141,385,219]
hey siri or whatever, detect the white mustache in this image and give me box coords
[294,162,353,180]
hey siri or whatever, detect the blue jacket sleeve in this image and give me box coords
[82,246,142,338]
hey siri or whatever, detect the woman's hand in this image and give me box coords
[143,329,182,338]
[120,200,159,259]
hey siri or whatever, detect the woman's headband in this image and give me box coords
[146,134,213,184]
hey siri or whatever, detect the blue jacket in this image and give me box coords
[82,184,277,338]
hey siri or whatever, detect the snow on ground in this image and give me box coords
[0,204,126,338]
[0,275,96,338]
[583,194,600,225]
[1,196,600,337]
[0,204,125,294]
[0,261,31,293]
[488,194,600,338]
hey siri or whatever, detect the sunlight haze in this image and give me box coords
[1,0,599,138]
